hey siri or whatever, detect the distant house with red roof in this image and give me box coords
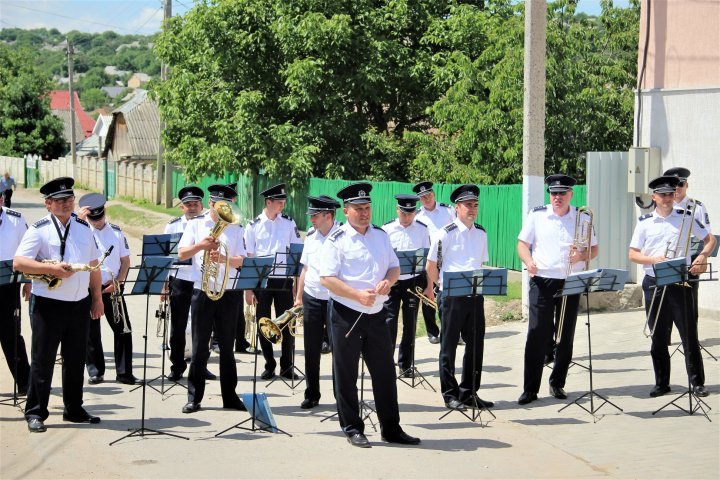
[49,90,95,147]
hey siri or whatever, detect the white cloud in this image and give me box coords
[127,6,164,34]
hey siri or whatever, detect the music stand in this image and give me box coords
[216,257,291,437]
[395,248,435,391]
[319,353,378,432]
[139,233,190,395]
[438,268,506,423]
[651,259,714,421]
[557,269,626,420]
[110,256,188,445]
[265,244,306,390]
[0,260,26,409]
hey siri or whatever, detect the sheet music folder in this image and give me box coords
[442,268,508,297]
[396,248,428,276]
[227,257,275,291]
[129,256,175,296]
[141,233,190,265]
[652,258,687,287]
[560,268,629,296]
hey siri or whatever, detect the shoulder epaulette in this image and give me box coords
[675,209,692,216]
[692,199,703,206]
[532,205,547,212]
[372,224,386,232]
[415,220,427,228]
[474,223,486,231]
[329,229,346,242]
[168,216,182,225]
[5,208,21,218]
[74,217,89,227]
[33,218,50,228]
[443,223,458,232]
[110,223,122,232]
[306,227,316,237]
[695,218,705,230]
[281,213,294,222]
[439,202,449,208]
[383,219,395,226]
[639,213,652,221]
[249,216,261,225]
[338,221,344,226]
[190,213,205,220]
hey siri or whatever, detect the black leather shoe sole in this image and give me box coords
[182,402,201,414]
[167,372,183,382]
[260,370,276,380]
[63,413,100,424]
[549,386,567,399]
[27,419,47,432]
[518,392,538,405]
[382,434,421,445]
[301,399,319,409]
[649,385,671,397]
[347,433,371,448]
[116,376,137,385]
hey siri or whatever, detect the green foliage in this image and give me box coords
[0,45,65,158]
[80,88,109,111]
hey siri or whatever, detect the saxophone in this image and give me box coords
[25,246,114,289]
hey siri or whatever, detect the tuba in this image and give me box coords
[24,246,114,289]
[259,305,304,344]
[201,201,243,301]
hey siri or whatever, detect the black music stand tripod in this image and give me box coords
[438,268,506,424]
[557,269,626,420]
[216,257,291,437]
[0,262,26,409]
[651,260,714,421]
[395,248,435,391]
[264,244,306,391]
[110,257,188,445]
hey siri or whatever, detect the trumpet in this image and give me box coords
[407,286,437,310]
[259,305,303,344]
[644,199,696,338]
[201,201,243,301]
[110,274,131,334]
[557,207,593,344]
[24,246,114,289]
[244,304,258,353]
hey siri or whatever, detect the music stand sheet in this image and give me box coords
[227,256,274,291]
[130,256,175,295]
[141,233,190,265]
[653,257,687,287]
[442,268,508,297]
[285,243,304,277]
[396,248,428,276]
[241,392,278,433]
[594,268,629,292]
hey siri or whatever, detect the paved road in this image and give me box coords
[1,188,719,479]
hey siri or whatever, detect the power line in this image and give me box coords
[3,2,146,33]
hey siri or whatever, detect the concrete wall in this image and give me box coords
[0,156,25,186]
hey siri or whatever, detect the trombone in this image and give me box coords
[556,207,593,344]
[644,199,696,338]
[407,286,437,310]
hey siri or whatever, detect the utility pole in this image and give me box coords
[67,38,77,166]
[521,0,547,319]
[156,0,173,206]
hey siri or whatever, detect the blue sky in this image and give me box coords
[0,0,632,35]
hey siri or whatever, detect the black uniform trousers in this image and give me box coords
[254,278,294,373]
[329,300,401,437]
[302,291,332,402]
[168,276,194,376]
[420,274,440,338]
[86,289,133,378]
[439,294,485,402]
[523,276,580,394]
[25,295,91,421]
[384,276,421,371]
[187,289,242,406]
[0,283,30,389]
[3,189,12,207]
[643,275,705,388]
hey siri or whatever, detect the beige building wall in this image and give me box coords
[638,0,720,89]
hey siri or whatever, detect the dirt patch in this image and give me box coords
[485,298,523,327]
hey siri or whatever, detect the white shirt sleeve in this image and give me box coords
[517,211,536,245]
[629,222,645,250]
[318,237,341,277]
[14,225,42,259]
[178,219,197,249]
[244,223,256,256]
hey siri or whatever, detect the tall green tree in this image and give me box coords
[0,45,65,158]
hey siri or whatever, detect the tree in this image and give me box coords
[0,46,65,158]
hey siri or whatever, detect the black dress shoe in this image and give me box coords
[204,370,217,380]
[462,395,494,409]
[347,433,371,448]
[549,386,567,399]
[27,418,46,432]
[167,371,183,382]
[301,398,319,409]
[116,375,137,385]
[518,391,538,405]
[17,385,28,396]
[320,341,331,354]
[399,369,414,379]
[649,385,671,397]
[382,430,421,445]
[281,370,300,380]
[428,335,440,345]
[88,375,104,385]
[223,399,247,411]
[693,385,709,397]
[63,410,101,424]
[261,369,276,380]
[445,399,467,411]
[182,402,201,414]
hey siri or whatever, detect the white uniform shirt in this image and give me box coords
[90,222,131,285]
[415,202,456,238]
[675,195,712,233]
[300,221,340,300]
[629,209,709,277]
[244,211,303,277]
[0,207,27,260]
[15,214,100,301]
[382,218,431,280]
[318,223,400,314]
[164,215,194,282]
[178,212,246,290]
[428,218,489,291]
[517,205,599,279]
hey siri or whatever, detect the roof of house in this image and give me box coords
[129,72,151,83]
[49,90,95,142]
[103,89,160,159]
[101,86,126,99]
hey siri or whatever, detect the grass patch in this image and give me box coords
[106,205,160,228]
[494,281,521,303]
[118,196,182,217]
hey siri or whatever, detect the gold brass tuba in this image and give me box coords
[556,207,593,344]
[259,305,304,344]
[24,246,114,290]
[201,201,243,301]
